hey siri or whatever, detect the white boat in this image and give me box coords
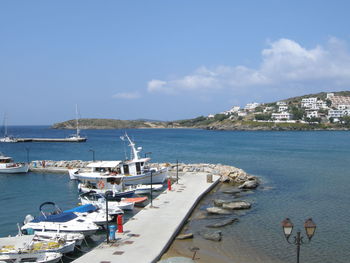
[70,133,168,186]
[0,235,63,263]
[0,114,18,143]
[21,202,99,236]
[65,105,87,142]
[0,251,62,263]
[0,153,29,174]
[80,192,134,211]
[64,204,113,225]
[132,184,164,195]
[32,229,85,247]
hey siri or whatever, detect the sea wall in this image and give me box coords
[29,160,258,186]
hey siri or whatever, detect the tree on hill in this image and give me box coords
[290,106,305,120]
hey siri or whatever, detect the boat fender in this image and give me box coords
[98,180,105,189]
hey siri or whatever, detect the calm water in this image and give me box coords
[0,126,349,262]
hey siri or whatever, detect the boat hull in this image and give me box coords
[0,163,29,174]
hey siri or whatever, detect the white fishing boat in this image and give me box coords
[21,202,99,236]
[65,105,87,142]
[0,251,62,263]
[70,133,168,186]
[0,235,63,263]
[31,229,85,247]
[0,153,29,174]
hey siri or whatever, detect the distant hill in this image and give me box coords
[52,91,350,131]
[52,118,171,129]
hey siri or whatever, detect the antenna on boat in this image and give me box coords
[120,132,141,161]
[75,104,80,137]
[120,132,128,160]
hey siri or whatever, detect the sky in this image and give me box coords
[1,0,350,125]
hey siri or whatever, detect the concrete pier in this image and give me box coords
[16,138,86,142]
[72,172,220,263]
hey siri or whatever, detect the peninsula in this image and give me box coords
[53,91,350,131]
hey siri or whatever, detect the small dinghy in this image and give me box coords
[21,202,99,236]
[122,196,148,204]
[132,184,164,195]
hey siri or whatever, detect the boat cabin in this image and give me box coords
[120,157,150,176]
[0,154,13,164]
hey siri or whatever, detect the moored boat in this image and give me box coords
[70,133,168,186]
[21,202,99,236]
[0,153,28,174]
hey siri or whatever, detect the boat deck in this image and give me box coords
[72,172,220,263]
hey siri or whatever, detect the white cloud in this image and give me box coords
[112,91,141,99]
[147,38,350,96]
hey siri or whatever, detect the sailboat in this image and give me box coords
[65,105,87,142]
[0,114,18,143]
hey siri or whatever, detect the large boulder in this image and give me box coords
[222,201,251,210]
[176,233,194,240]
[239,180,259,189]
[206,218,238,228]
[206,207,231,215]
[213,199,236,207]
[200,230,222,242]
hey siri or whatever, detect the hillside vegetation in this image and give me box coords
[52,91,350,131]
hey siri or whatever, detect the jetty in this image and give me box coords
[15,137,86,142]
[72,172,220,263]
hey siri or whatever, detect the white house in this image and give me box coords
[316,100,328,109]
[328,110,347,119]
[244,102,260,111]
[238,111,247,117]
[276,101,287,106]
[337,104,350,110]
[301,98,317,108]
[306,110,319,118]
[271,112,293,120]
[278,106,288,112]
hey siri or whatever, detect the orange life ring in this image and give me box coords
[97,180,105,189]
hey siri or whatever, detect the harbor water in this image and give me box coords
[0,126,349,262]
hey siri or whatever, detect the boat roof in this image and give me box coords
[0,152,11,159]
[87,161,122,168]
[125,157,150,164]
[64,204,97,213]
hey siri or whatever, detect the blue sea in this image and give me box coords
[0,126,349,263]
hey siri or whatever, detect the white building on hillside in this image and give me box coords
[306,110,319,118]
[328,109,350,119]
[244,102,260,111]
[278,106,288,112]
[271,112,293,120]
[301,98,317,108]
[277,101,287,106]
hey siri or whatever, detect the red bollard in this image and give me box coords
[117,214,123,233]
[167,178,172,191]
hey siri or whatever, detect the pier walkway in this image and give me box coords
[73,172,220,263]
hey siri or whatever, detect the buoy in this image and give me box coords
[167,178,172,191]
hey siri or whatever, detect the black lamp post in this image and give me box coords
[281,218,317,263]
[89,149,95,161]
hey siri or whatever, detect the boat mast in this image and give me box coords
[3,113,8,137]
[76,104,80,137]
[124,133,141,161]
